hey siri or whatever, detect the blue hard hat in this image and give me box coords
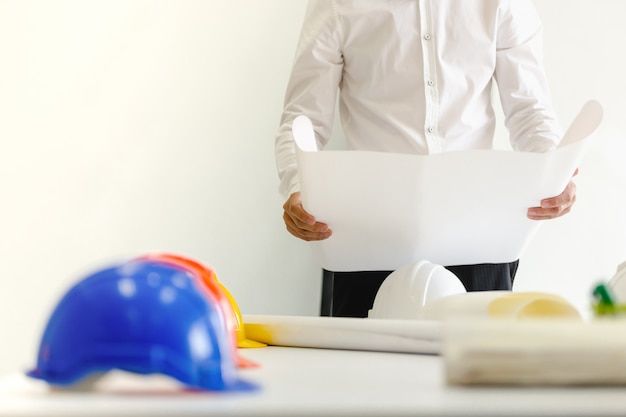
[27,260,257,391]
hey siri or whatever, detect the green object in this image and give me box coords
[592,283,626,316]
[593,283,615,305]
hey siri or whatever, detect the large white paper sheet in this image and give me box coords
[294,100,603,271]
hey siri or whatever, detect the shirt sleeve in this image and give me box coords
[274,0,344,198]
[494,0,563,152]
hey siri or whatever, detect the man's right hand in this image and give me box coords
[282,192,332,241]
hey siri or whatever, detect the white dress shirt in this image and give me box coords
[275,0,562,198]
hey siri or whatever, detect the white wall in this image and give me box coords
[513,0,626,314]
[0,0,625,377]
[0,0,317,376]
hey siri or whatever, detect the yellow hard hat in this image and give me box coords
[218,283,266,348]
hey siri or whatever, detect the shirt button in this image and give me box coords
[427,79,434,86]
[424,34,432,40]
[427,126,434,133]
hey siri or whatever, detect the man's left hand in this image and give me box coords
[527,169,578,220]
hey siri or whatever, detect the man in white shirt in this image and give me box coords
[275,0,577,317]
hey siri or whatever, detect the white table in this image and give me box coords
[1,346,625,417]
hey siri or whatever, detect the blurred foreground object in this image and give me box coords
[592,283,626,316]
[444,319,626,386]
[420,291,581,321]
[27,260,257,392]
[137,253,265,369]
[605,261,626,304]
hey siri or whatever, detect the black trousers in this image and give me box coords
[320,261,519,318]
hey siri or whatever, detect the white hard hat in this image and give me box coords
[608,260,626,302]
[368,260,466,319]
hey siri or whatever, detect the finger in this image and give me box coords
[283,206,332,238]
[283,210,329,234]
[527,180,577,220]
[286,223,332,241]
[540,181,577,209]
[283,212,332,241]
[527,194,576,220]
[282,192,332,240]
[527,202,574,220]
[283,202,329,232]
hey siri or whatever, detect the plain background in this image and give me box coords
[0,0,625,376]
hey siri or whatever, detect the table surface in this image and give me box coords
[2,346,626,417]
